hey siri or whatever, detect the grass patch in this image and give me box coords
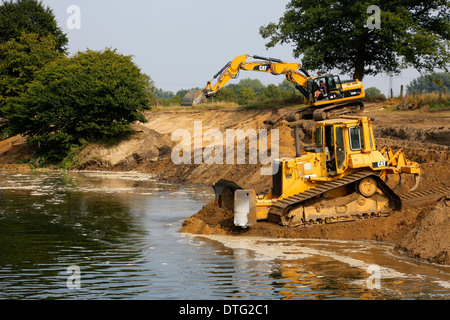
[411,92,449,108]
[150,101,241,112]
[150,95,308,111]
[59,141,90,169]
[394,92,450,111]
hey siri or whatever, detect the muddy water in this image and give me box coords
[0,171,448,300]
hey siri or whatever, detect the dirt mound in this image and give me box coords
[0,135,34,165]
[396,195,450,265]
[179,198,434,241]
[78,124,172,170]
[179,201,235,235]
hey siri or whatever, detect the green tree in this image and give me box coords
[140,72,156,105]
[260,0,450,80]
[4,48,152,162]
[260,84,283,101]
[225,83,242,96]
[176,89,189,98]
[213,87,236,103]
[278,79,297,93]
[237,78,266,96]
[0,32,63,115]
[406,72,450,94]
[0,0,68,52]
[238,87,257,105]
[154,88,175,100]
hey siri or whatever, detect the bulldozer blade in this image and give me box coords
[181,90,207,106]
[234,189,257,228]
[212,180,256,228]
[409,174,421,192]
[212,179,243,211]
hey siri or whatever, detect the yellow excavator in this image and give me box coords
[213,116,421,228]
[182,54,365,120]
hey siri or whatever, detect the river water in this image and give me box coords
[0,171,448,300]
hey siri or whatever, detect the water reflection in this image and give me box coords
[0,171,211,299]
[197,235,450,300]
[0,171,449,300]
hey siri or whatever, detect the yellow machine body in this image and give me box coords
[213,116,421,228]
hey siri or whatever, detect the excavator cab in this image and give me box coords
[309,75,345,102]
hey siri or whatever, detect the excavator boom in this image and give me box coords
[182,54,308,106]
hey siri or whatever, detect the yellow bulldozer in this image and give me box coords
[213,116,421,228]
[182,54,365,120]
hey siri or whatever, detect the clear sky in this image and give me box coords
[40,0,422,96]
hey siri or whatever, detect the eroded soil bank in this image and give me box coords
[1,102,449,265]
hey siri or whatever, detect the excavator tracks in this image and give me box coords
[287,101,364,121]
[312,101,364,120]
[268,171,401,226]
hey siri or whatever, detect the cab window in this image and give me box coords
[327,77,337,91]
[333,76,342,89]
[349,126,365,150]
[335,126,345,169]
[314,127,322,147]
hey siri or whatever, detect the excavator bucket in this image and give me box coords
[181,90,207,106]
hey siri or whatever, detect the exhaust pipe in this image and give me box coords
[294,127,301,157]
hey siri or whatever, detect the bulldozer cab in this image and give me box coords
[312,117,387,177]
[313,122,347,175]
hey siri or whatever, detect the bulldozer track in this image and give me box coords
[268,171,401,226]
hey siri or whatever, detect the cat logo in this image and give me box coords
[253,64,271,72]
[372,160,387,168]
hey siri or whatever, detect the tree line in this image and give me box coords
[154,78,302,106]
[406,72,450,94]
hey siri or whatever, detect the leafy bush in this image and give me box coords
[4,48,152,162]
[364,87,386,100]
[238,87,257,105]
